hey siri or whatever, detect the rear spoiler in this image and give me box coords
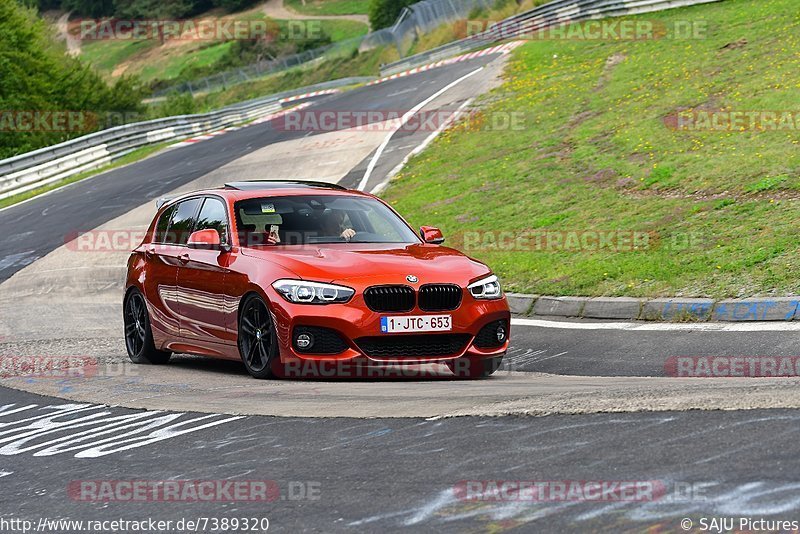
[155,196,177,210]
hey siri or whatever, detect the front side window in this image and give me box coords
[165,198,202,245]
[235,195,419,246]
[195,197,230,246]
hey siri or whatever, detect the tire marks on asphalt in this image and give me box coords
[346,412,800,530]
[504,346,568,370]
[0,402,243,458]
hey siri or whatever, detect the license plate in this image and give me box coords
[380,315,452,333]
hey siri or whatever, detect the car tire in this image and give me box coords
[446,355,504,379]
[124,289,172,365]
[238,294,281,379]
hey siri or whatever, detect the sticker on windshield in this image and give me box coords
[261,203,275,214]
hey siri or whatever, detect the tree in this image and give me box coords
[212,0,260,12]
[60,0,115,17]
[0,0,146,158]
[114,0,211,19]
[368,0,416,30]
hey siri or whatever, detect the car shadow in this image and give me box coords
[169,354,251,377]
[168,354,465,382]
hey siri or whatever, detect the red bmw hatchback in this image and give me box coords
[124,181,510,379]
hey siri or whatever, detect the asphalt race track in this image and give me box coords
[4,385,800,532]
[2,50,800,532]
[0,57,498,284]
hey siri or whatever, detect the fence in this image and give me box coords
[0,78,371,201]
[381,0,724,75]
[361,0,495,54]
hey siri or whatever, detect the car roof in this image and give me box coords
[157,181,370,209]
[225,180,347,191]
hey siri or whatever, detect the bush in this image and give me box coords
[153,91,198,118]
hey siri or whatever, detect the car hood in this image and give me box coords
[241,243,490,285]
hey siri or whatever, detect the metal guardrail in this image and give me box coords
[380,0,723,75]
[0,77,373,201]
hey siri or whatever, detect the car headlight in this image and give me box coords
[468,274,503,300]
[272,279,355,305]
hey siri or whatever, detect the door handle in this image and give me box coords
[178,253,190,264]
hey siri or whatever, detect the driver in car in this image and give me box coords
[321,210,356,241]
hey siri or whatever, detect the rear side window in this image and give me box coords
[154,205,177,243]
[195,197,230,246]
[165,198,202,245]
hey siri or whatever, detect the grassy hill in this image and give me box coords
[383,0,800,298]
[72,0,545,97]
[75,5,369,87]
[284,0,370,16]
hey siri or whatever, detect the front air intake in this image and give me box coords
[355,334,471,359]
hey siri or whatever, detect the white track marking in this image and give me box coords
[387,88,418,97]
[0,403,243,458]
[512,317,800,332]
[366,42,524,87]
[358,67,484,191]
[279,89,340,104]
[371,97,474,196]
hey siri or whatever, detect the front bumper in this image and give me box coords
[268,286,510,367]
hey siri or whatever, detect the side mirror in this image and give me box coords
[420,226,445,245]
[187,229,225,250]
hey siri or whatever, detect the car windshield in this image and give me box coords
[234,195,420,246]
